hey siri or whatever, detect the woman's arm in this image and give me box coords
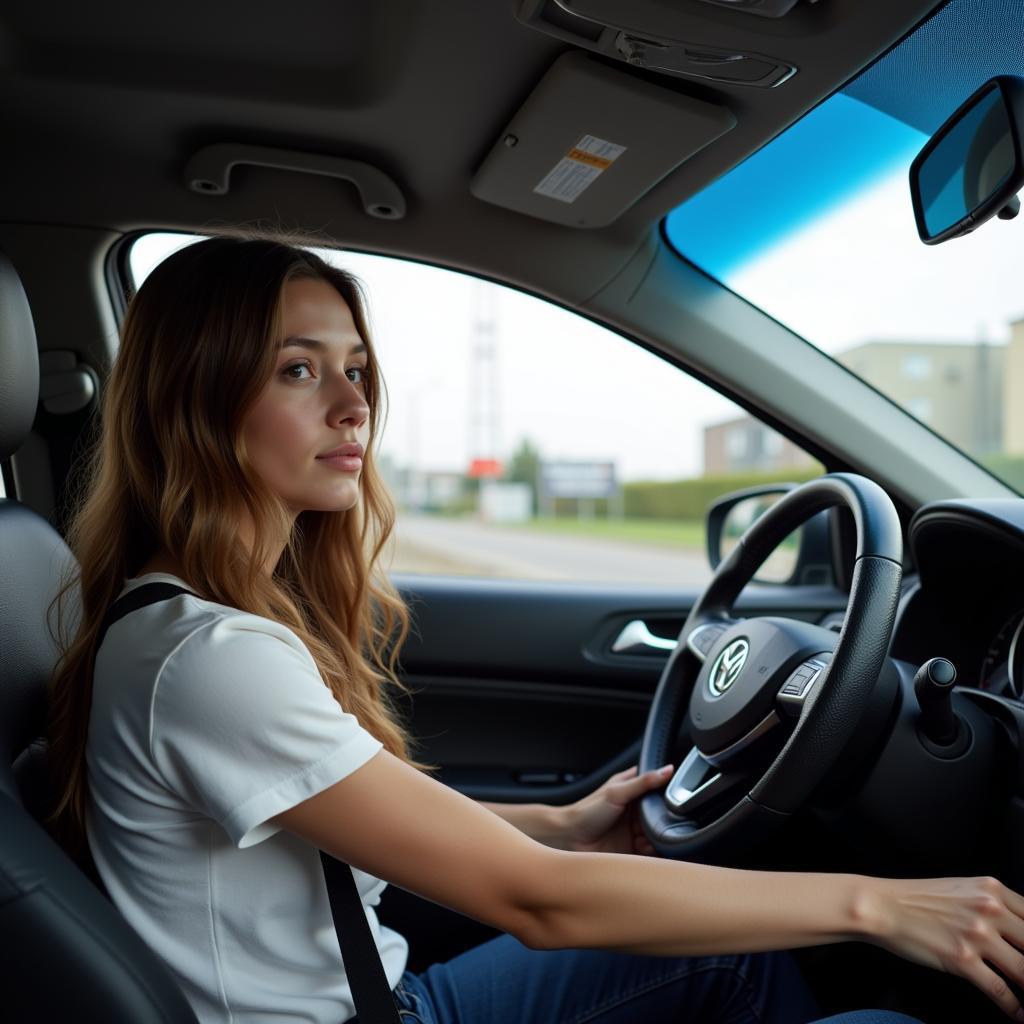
[273,747,855,952]
[477,801,571,850]
[272,748,1024,1019]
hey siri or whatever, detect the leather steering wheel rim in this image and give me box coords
[638,473,904,861]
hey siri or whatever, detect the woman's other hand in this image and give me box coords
[563,764,673,855]
[862,874,1024,1020]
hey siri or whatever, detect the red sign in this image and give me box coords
[467,458,503,479]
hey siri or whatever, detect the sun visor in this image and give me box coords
[470,52,735,228]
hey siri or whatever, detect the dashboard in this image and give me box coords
[979,608,1024,696]
[893,499,1024,699]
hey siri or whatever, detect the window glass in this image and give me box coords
[128,234,821,586]
[665,0,1024,494]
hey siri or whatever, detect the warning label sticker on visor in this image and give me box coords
[533,134,627,204]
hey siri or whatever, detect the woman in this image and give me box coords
[46,235,1024,1024]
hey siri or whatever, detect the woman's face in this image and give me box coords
[242,277,371,518]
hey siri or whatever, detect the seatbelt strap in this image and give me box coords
[97,581,400,1024]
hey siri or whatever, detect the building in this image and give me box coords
[704,324,1024,473]
[835,338,1004,457]
[703,417,817,476]
[386,466,466,512]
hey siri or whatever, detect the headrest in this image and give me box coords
[0,251,40,461]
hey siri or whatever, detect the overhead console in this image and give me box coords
[519,0,815,88]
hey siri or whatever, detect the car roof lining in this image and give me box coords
[0,0,946,309]
[4,0,1014,522]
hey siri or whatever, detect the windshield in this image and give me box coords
[665,0,1024,495]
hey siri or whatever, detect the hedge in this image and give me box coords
[622,466,823,521]
[981,454,1024,493]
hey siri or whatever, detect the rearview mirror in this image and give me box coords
[910,76,1024,244]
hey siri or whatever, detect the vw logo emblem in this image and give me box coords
[708,639,749,697]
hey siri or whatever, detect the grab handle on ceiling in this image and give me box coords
[183,143,406,219]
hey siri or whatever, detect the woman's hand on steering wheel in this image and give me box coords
[563,764,674,855]
[639,473,905,860]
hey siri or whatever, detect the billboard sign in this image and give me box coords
[539,460,617,500]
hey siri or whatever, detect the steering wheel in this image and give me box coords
[639,473,904,861]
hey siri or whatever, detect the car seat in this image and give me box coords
[0,249,199,1022]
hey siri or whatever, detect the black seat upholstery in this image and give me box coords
[0,250,199,1022]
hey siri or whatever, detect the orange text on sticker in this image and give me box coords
[567,148,614,170]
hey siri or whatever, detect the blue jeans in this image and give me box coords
[382,934,923,1023]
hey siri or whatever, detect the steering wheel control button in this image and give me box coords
[781,671,812,695]
[778,657,829,714]
[686,622,728,661]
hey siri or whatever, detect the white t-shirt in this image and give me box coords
[86,572,408,1024]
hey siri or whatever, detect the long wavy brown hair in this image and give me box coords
[47,234,427,858]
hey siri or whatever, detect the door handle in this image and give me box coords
[611,619,678,655]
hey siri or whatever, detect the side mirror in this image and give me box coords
[910,75,1024,244]
[706,484,835,586]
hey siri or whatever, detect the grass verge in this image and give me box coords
[504,516,706,550]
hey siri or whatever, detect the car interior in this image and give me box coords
[4,0,1024,1021]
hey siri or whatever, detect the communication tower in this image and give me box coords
[467,282,502,477]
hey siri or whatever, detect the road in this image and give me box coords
[388,515,713,587]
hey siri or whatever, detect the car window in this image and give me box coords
[128,234,821,586]
[666,0,1024,496]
